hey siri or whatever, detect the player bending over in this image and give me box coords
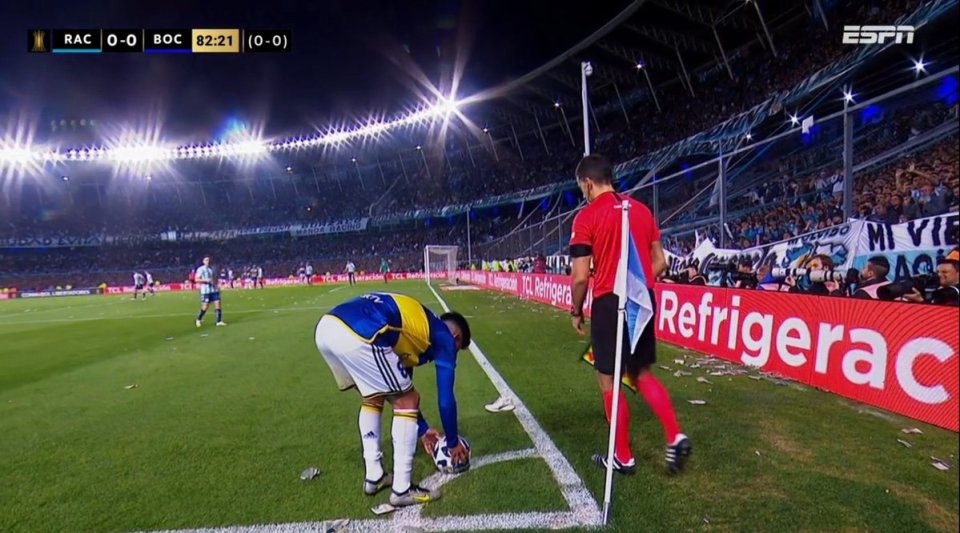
[195,256,226,327]
[315,292,471,506]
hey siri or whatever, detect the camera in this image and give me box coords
[807,269,847,283]
[771,267,807,279]
[877,274,940,301]
[707,261,756,286]
[662,270,690,284]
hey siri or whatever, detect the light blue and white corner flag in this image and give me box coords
[613,201,655,352]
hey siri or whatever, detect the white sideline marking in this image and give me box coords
[425,283,602,527]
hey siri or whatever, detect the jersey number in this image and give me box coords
[395,361,412,380]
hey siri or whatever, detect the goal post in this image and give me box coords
[424,245,459,285]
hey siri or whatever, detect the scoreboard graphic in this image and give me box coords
[27,29,291,53]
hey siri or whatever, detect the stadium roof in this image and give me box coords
[0,0,807,169]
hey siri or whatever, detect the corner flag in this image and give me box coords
[617,228,655,353]
[601,198,654,525]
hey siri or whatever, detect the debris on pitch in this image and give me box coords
[673,358,685,366]
[673,370,692,377]
[165,337,175,341]
[896,439,913,448]
[659,365,672,371]
[371,503,396,515]
[901,427,923,434]
[755,450,761,456]
[688,400,707,405]
[300,467,320,480]
[931,461,951,471]
[931,457,954,470]
[124,384,138,390]
[748,375,762,381]
[248,337,256,340]
[696,377,712,385]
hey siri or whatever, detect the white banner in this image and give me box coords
[856,212,959,278]
[0,234,104,249]
[666,214,958,283]
[666,223,861,284]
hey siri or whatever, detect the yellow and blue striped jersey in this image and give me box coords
[327,292,460,442]
[327,292,455,368]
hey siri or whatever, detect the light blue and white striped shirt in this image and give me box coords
[195,265,219,295]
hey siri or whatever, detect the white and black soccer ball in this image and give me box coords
[431,435,471,472]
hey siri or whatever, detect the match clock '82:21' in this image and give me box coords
[191,29,240,53]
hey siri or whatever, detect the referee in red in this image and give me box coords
[569,154,691,475]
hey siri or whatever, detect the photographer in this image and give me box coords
[686,264,707,286]
[733,258,759,289]
[901,259,960,306]
[851,256,891,299]
[784,255,842,296]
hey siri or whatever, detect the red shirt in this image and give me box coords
[570,191,661,298]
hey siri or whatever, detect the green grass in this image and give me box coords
[0,281,957,532]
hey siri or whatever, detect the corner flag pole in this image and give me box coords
[601,199,631,524]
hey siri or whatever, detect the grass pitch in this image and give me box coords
[0,280,957,532]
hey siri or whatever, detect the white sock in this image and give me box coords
[359,401,384,481]
[392,408,419,494]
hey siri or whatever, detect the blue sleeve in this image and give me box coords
[417,411,430,437]
[433,336,459,445]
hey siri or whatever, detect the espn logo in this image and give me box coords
[842,25,915,45]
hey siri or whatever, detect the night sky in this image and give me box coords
[0,0,631,141]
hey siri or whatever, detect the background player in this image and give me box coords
[380,258,390,283]
[195,256,226,327]
[132,271,146,300]
[345,260,357,285]
[145,271,155,296]
[314,292,471,506]
[305,262,314,285]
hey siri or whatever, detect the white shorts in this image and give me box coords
[315,315,413,398]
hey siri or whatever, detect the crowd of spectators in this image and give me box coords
[662,136,960,256]
[2,0,953,288]
[0,0,924,242]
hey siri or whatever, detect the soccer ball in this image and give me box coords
[431,435,471,473]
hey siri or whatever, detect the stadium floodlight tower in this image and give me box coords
[424,245,459,285]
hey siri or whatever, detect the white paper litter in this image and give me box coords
[688,399,707,405]
[371,503,397,515]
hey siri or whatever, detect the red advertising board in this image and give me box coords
[456,271,959,431]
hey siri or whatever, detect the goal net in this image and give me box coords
[424,245,459,285]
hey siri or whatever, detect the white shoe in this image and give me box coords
[484,396,515,413]
[216,321,227,326]
[195,320,202,328]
